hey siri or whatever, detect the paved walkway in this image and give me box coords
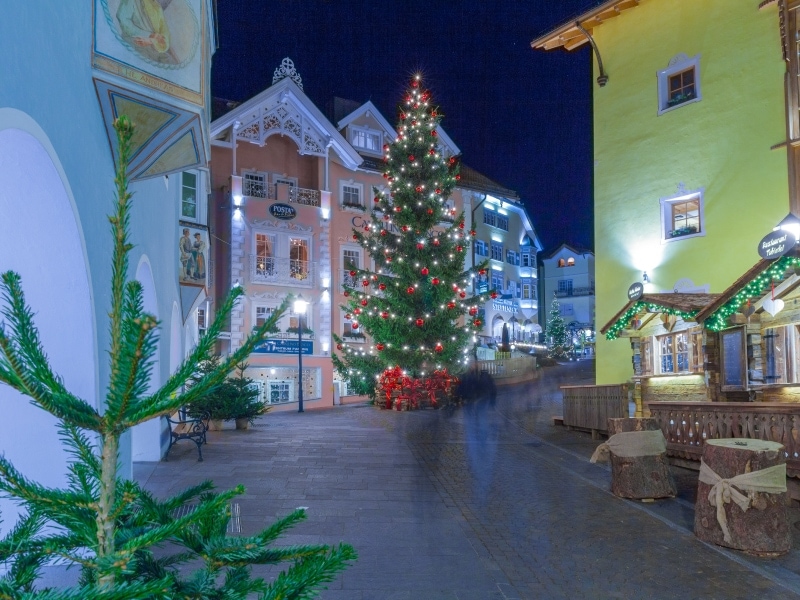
[136,361,800,599]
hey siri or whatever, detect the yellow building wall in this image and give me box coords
[592,0,788,383]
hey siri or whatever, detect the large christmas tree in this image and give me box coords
[332,74,488,403]
[546,293,570,359]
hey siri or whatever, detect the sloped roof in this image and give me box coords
[546,242,594,259]
[531,0,647,51]
[600,293,720,338]
[458,165,519,199]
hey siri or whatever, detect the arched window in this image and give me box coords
[557,258,566,267]
[567,257,575,266]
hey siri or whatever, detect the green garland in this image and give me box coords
[705,255,800,331]
[604,301,699,340]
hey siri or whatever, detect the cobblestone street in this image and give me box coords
[136,362,800,599]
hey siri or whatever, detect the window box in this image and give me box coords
[666,90,696,108]
[342,202,366,212]
[669,225,699,238]
[286,326,314,336]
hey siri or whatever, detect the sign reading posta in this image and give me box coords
[627,282,644,301]
[269,203,297,220]
[757,230,794,260]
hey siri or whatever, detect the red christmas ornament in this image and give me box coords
[411,79,419,88]
[447,301,456,309]
[469,307,478,316]
[363,224,370,231]
[431,130,437,137]
[349,270,356,276]
[343,291,350,297]
[409,155,415,161]
[336,343,343,350]
[435,188,441,194]
[431,110,438,117]
[479,269,486,275]
[381,230,387,236]
[449,157,456,165]
[383,172,389,179]
[394,206,402,212]
[416,243,424,250]
[459,291,466,299]
[376,343,385,351]
[362,279,370,287]
[352,234,359,241]
[379,283,387,291]
[416,318,424,327]
[491,291,498,299]
[433,238,440,246]
[470,230,477,237]
[353,308,361,315]
[421,267,429,275]
[345,313,352,320]
[457,246,463,252]
[383,214,390,221]
[360,299,368,307]
[386,257,392,263]
[374,195,381,203]
[429,149,435,156]
[432,278,440,285]
[427,208,433,215]
[352,322,359,329]
[435,343,443,353]
[402,225,409,232]
[473,319,482,327]
[458,222,465,229]
[455,174,461,180]
[381,311,389,319]
[383,144,390,151]
[416,186,423,193]
[372,274,378,280]
[407,286,415,294]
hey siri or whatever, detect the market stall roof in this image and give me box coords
[696,253,800,331]
[600,293,720,340]
[530,0,647,52]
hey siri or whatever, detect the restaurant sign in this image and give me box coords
[252,339,312,355]
[757,230,794,260]
[491,299,518,314]
[627,282,644,301]
[269,203,297,220]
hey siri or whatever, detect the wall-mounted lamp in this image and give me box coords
[230,175,244,209]
[321,207,330,220]
[642,271,649,283]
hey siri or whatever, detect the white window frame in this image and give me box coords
[490,241,503,261]
[491,273,503,291]
[657,54,701,116]
[495,214,509,231]
[660,187,705,244]
[271,173,298,188]
[521,249,535,267]
[522,282,536,300]
[506,250,519,265]
[242,170,269,198]
[349,125,383,155]
[340,180,365,210]
[252,228,313,282]
[474,240,488,257]
[341,313,365,342]
[560,303,574,316]
[341,245,362,289]
[483,209,496,227]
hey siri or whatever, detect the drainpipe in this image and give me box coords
[575,21,609,87]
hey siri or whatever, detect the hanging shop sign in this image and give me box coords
[252,339,312,355]
[269,203,297,220]
[757,230,794,260]
[627,282,644,301]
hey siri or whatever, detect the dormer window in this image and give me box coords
[350,126,382,154]
[567,257,575,267]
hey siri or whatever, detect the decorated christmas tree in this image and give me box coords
[0,117,355,598]
[546,293,570,359]
[332,74,489,406]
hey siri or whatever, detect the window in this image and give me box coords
[560,303,574,316]
[558,280,573,295]
[342,313,365,341]
[255,306,275,328]
[522,283,536,300]
[657,54,701,115]
[506,250,519,265]
[567,257,575,267]
[267,380,293,404]
[483,210,496,227]
[255,233,275,276]
[491,273,503,291]
[342,184,363,208]
[196,306,207,337]
[496,214,509,231]
[490,241,503,261]
[341,247,361,288]
[350,126,382,154]
[764,325,800,384]
[655,329,703,374]
[243,171,268,198]
[521,250,535,267]
[661,189,704,242]
[181,172,197,219]
[474,240,488,257]
[557,258,566,268]
[290,237,309,280]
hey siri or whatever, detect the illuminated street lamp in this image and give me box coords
[294,294,308,413]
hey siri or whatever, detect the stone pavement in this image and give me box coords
[135,361,800,599]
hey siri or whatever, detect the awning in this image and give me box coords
[600,293,720,341]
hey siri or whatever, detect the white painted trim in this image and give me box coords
[660,186,705,244]
[337,100,397,138]
[657,53,702,116]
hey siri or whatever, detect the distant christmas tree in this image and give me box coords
[546,293,569,359]
[332,74,488,401]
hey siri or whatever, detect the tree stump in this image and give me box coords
[694,439,790,555]
[606,418,676,500]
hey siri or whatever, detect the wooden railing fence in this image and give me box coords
[476,356,537,382]
[560,384,629,439]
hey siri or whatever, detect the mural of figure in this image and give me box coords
[179,227,194,280]
[116,0,182,64]
[192,232,206,280]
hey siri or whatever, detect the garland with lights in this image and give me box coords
[704,255,800,331]
[604,301,700,340]
[331,74,489,403]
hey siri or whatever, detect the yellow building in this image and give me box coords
[533,0,790,384]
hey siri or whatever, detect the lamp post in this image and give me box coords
[294,294,308,413]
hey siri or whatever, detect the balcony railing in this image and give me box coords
[648,401,800,478]
[249,256,316,287]
[555,285,595,298]
[242,181,321,207]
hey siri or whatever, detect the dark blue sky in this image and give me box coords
[212,1,595,254]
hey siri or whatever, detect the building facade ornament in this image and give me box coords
[272,57,303,90]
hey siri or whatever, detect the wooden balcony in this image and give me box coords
[648,402,800,478]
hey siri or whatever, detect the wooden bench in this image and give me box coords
[165,411,209,462]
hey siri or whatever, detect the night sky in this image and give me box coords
[211,1,596,255]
